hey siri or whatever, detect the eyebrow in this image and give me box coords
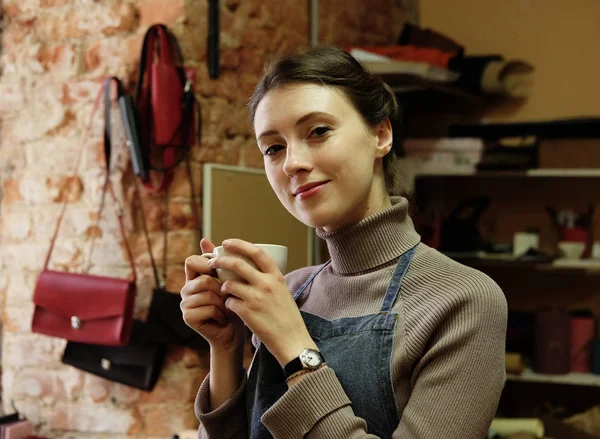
[257,111,332,141]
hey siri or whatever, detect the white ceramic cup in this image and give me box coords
[201,244,288,283]
[557,241,586,260]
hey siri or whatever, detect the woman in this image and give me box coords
[181,46,507,438]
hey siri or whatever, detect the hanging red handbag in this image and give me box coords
[135,24,199,192]
[31,78,137,346]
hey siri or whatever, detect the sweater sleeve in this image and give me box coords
[394,279,507,438]
[262,278,507,438]
[194,371,249,439]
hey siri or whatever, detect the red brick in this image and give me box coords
[84,43,102,72]
[34,9,84,41]
[166,265,186,292]
[0,243,49,271]
[12,368,84,399]
[168,345,210,369]
[190,137,242,165]
[12,400,41,427]
[1,19,35,51]
[168,161,202,199]
[241,137,265,169]
[3,304,35,333]
[3,333,66,368]
[35,2,138,41]
[36,43,79,75]
[1,1,23,16]
[0,206,32,242]
[110,382,143,405]
[40,0,73,7]
[0,78,26,114]
[2,179,23,203]
[3,270,38,306]
[225,0,241,13]
[61,78,105,106]
[51,402,141,433]
[138,0,185,27]
[140,403,198,437]
[83,38,132,74]
[47,175,83,203]
[168,202,199,231]
[84,375,111,403]
[46,239,86,271]
[139,362,204,404]
[195,67,248,102]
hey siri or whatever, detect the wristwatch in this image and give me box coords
[282,348,325,379]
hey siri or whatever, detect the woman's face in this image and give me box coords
[254,83,393,232]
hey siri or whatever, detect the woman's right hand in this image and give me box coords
[181,238,245,353]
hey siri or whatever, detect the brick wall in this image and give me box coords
[0,0,414,436]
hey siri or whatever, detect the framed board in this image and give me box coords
[202,163,315,273]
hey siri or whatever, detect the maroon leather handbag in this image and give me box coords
[135,24,199,192]
[31,78,137,346]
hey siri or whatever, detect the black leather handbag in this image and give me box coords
[62,320,165,391]
[139,149,208,352]
[146,286,209,351]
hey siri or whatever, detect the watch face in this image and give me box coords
[301,349,322,368]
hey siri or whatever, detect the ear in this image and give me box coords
[374,119,393,158]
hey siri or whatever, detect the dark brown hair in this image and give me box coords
[248,46,405,195]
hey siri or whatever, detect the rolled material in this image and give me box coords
[490,418,544,437]
[569,311,595,372]
[480,60,535,97]
[534,307,570,374]
[506,352,525,375]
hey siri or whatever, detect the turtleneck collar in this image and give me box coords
[315,197,421,275]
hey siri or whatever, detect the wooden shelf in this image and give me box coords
[359,60,485,108]
[507,368,600,387]
[445,253,600,274]
[415,169,600,178]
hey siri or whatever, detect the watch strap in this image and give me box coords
[283,357,304,378]
[282,349,324,379]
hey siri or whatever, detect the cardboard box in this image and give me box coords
[538,138,600,169]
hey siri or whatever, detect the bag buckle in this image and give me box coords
[71,316,82,329]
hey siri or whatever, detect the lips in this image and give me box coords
[293,181,328,196]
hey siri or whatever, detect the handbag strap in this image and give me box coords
[43,78,137,282]
[137,154,201,289]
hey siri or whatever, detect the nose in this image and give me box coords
[282,142,312,176]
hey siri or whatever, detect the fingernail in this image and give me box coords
[222,240,231,247]
[207,258,214,266]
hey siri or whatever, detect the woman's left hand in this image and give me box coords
[208,239,317,367]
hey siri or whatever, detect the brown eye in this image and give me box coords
[264,145,285,156]
[311,126,330,137]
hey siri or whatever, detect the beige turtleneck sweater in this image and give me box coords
[195,197,507,438]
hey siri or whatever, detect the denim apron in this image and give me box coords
[246,246,417,438]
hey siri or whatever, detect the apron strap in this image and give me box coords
[379,245,417,313]
[293,260,331,302]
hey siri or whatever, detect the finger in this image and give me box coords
[222,239,281,275]
[181,274,222,299]
[200,237,216,254]
[181,289,227,315]
[220,279,253,302]
[184,255,215,281]
[183,304,227,327]
[224,295,245,321]
[209,255,263,285]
